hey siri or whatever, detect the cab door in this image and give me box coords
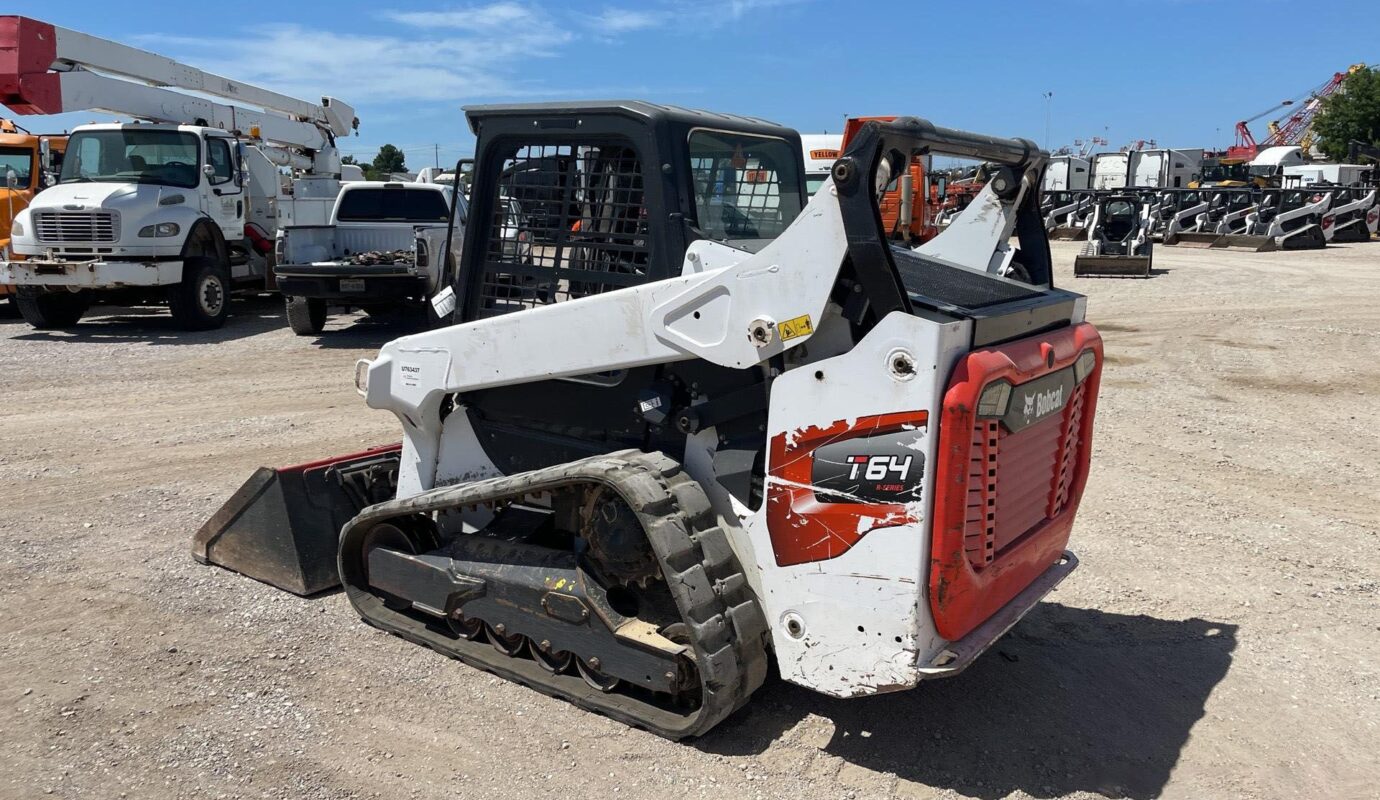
[203,135,243,245]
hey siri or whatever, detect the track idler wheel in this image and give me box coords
[361,520,437,610]
[447,611,483,640]
[530,640,574,674]
[485,623,527,657]
[576,656,621,693]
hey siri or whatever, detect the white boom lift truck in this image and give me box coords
[0,15,357,330]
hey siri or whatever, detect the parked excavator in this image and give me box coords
[193,104,1104,739]
[1074,193,1153,277]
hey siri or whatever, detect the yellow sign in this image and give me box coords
[779,314,813,341]
[809,149,840,160]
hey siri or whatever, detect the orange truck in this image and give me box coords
[1,119,65,312]
[840,116,942,245]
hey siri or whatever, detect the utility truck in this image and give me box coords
[0,16,357,330]
[0,117,66,313]
[275,181,466,335]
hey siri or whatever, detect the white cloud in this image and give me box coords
[382,2,542,30]
[593,8,667,32]
[128,1,810,110]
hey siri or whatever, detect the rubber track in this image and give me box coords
[337,449,770,740]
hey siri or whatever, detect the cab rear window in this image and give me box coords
[336,188,450,222]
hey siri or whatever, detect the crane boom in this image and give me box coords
[0,15,355,154]
[1227,65,1365,162]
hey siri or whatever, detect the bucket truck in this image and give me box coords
[0,16,357,330]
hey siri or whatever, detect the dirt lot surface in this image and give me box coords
[1,241,1377,800]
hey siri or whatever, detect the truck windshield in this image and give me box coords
[60,129,200,189]
[689,131,804,242]
[0,146,35,189]
[336,188,451,222]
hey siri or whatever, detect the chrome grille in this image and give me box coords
[33,210,120,243]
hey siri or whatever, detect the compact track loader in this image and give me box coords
[194,104,1104,739]
[1158,190,1211,245]
[1074,194,1153,277]
[1045,190,1095,240]
[1215,188,1331,252]
[1170,188,1261,249]
[1318,186,1377,244]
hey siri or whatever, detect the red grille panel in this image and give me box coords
[930,322,1103,642]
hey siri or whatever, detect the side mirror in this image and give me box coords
[235,170,248,188]
[5,168,18,189]
[203,164,217,178]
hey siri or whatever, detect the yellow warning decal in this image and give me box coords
[779,314,813,341]
[810,148,840,160]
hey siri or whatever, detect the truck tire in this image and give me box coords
[285,296,327,335]
[0,294,19,319]
[168,257,231,330]
[15,288,90,329]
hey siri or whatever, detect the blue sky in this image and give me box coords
[12,0,1377,169]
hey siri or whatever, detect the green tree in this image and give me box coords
[371,144,407,178]
[1313,67,1380,161]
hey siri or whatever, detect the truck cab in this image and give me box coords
[4,122,270,329]
[0,123,65,312]
[274,181,466,335]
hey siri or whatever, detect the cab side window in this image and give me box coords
[207,138,234,185]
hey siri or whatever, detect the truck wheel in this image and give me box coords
[168,257,231,330]
[0,294,19,319]
[15,288,90,329]
[285,296,327,335]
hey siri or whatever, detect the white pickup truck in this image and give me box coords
[274,181,466,335]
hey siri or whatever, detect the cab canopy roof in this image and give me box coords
[463,100,799,142]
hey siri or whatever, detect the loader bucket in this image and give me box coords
[1209,234,1277,253]
[1050,226,1087,241]
[1164,232,1220,248]
[1074,255,1152,278]
[192,445,402,595]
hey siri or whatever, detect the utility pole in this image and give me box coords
[1042,91,1053,150]
[434,143,440,170]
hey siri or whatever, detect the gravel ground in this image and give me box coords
[1,241,1377,800]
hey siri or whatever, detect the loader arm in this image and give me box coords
[358,117,1046,493]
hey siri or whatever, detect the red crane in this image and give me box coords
[1226,67,1362,162]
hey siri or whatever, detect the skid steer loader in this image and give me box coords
[1218,188,1331,252]
[1158,190,1210,245]
[1171,188,1260,248]
[1074,193,1153,277]
[1318,186,1377,244]
[1046,190,1096,240]
[193,104,1104,739]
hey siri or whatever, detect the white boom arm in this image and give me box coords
[0,16,355,163]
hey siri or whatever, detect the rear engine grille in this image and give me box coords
[963,381,1089,570]
[33,210,120,244]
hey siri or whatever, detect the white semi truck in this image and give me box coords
[0,16,357,330]
[1127,148,1203,189]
